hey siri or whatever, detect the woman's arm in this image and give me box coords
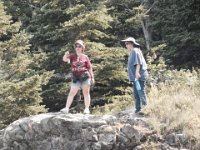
[63,51,70,63]
[89,68,95,84]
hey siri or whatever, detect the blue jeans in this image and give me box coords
[133,80,147,112]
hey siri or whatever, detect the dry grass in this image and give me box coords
[144,79,200,149]
[92,94,133,115]
[93,69,200,148]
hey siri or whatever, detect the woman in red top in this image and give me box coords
[61,40,95,114]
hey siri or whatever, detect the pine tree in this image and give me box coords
[1,0,150,113]
[55,0,133,112]
[147,0,200,68]
[0,0,52,128]
[8,0,132,112]
[106,0,144,45]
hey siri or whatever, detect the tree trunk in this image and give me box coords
[68,0,74,7]
[141,1,156,52]
[141,16,151,52]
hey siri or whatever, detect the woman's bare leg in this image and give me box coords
[82,84,91,109]
[66,86,80,109]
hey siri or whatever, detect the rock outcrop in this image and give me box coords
[0,110,189,150]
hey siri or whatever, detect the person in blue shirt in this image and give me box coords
[121,37,148,114]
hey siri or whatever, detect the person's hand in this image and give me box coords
[135,72,141,80]
[91,78,95,85]
[63,51,70,63]
[65,51,70,57]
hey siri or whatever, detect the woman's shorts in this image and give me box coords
[71,78,91,88]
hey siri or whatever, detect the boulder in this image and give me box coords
[0,110,191,150]
[0,112,146,150]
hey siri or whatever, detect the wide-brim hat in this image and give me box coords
[121,37,140,46]
[75,40,85,51]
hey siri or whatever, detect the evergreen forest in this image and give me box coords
[0,0,200,148]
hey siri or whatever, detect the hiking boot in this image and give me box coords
[135,111,145,116]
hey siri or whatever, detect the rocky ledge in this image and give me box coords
[0,110,190,150]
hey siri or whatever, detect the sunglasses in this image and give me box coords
[125,42,130,45]
[75,45,82,48]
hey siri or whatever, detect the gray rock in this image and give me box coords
[83,127,98,142]
[97,125,116,134]
[133,145,143,150]
[0,129,4,149]
[160,143,179,150]
[99,133,116,144]
[166,133,176,146]
[175,134,188,146]
[102,115,117,125]
[91,142,101,150]
[121,124,140,142]
[165,133,189,147]
[0,111,191,150]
